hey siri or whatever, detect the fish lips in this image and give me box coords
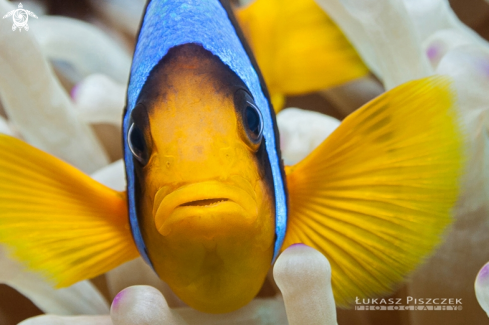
[153,181,258,236]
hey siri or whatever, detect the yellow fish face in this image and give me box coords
[127,44,275,313]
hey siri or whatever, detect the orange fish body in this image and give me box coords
[130,45,275,312]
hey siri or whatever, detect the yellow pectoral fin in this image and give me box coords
[236,0,368,112]
[284,76,464,307]
[0,135,139,288]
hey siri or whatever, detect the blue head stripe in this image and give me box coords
[124,0,287,265]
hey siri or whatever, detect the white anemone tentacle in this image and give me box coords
[0,245,109,315]
[0,0,109,173]
[476,262,489,317]
[277,108,340,166]
[0,115,14,136]
[88,0,146,37]
[315,0,432,90]
[30,16,131,85]
[72,74,126,126]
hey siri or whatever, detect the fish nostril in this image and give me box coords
[180,198,229,207]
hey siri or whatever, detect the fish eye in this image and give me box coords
[128,122,149,165]
[245,103,263,140]
[234,89,264,150]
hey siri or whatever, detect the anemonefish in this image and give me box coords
[0,0,464,314]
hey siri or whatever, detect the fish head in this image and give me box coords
[128,44,276,313]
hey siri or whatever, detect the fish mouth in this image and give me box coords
[153,181,258,236]
[180,198,230,207]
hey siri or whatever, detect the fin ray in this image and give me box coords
[284,76,464,306]
[0,135,139,287]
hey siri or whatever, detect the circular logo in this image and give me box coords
[13,9,28,28]
[2,3,38,32]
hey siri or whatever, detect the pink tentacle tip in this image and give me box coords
[112,290,125,309]
[70,84,80,102]
[479,60,489,78]
[289,243,308,249]
[477,263,489,284]
[279,133,287,149]
[426,45,440,61]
